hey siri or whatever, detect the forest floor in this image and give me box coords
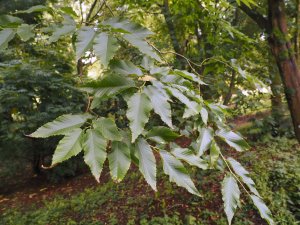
[0,114,298,225]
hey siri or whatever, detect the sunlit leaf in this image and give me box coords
[227,157,260,196]
[250,195,274,225]
[144,85,172,128]
[94,32,119,68]
[52,128,83,165]
[172,147,208,169]
[82,129,107,182]
[108,141,131,182]
[160,150,200,196]
[135,138,156,191]
[29,114,92,138]
[222,174,241,225]
[127,92,152,142]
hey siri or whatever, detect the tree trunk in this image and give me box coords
[268,0,300,142]
[161,0,185,69]
[269,57,284,135]
[223,70,236,105]
[295,0,300,64]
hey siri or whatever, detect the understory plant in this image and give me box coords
[0,1,273,224]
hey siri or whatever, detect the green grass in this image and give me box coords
[0,137,299,225]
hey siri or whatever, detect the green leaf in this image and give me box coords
[111,60,143,76]
[196,127,213,156]
[173,70,206,85]
[210,141,220,167]
[144,85,172,128]
[200,107,208,125]
[123,34,161,61]
[17,24,35,41]
[49,15,76,43]
[167,87,200,118]
[222,175,241,225]
[126,92,152,142]
[76,26,96,60]
[227,157,260,196]
[93,117,122,141]
[216,129,249,152]
[172,147,208,169]
[160,150,200,196]
[60,7,78,17]
[52,128,83,165]
[141,56,154,70]
[29,114,91,138]
[146,126,180,142]
[94,32,119,68]
[103,17,152,38]
[108,141,131,182]
[250,195,274,225]
[82,129,107,182]
[0,15,24,27]
[0,28,15,50]
[135,138,157,191]
[14,5,51,14]
[82,74,134,104]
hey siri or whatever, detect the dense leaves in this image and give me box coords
[2,3,275,224]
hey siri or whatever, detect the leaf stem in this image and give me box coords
[219,152,251,197]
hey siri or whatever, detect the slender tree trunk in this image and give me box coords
[223,71,236,105]
[268,0,300,141]
[161,0,185,69]
[269,56,284,135]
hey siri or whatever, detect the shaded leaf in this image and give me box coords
[173,70,206,85]
[210,141,220,167]
[111,60,143,76]
[75,26,96,60]
[216,129,249,152]
[17,24,35,41]
[146,126,180,142]
[0,15,24,27]
[123,34,161,61]
[167,87,200,118]
[49,15,76,43]
[93,117,122,141]
[14,5,51,14]
[0,28,15,50]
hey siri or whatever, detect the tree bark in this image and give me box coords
[295,0,300,64]
[239,0,300,142]
[161,0,185,69]
[269,56,284,135]
[268,0,300,141]
[223,70,236,105]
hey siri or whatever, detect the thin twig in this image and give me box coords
[104,0,114,16]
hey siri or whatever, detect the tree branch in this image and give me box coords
[237,3,270,33]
